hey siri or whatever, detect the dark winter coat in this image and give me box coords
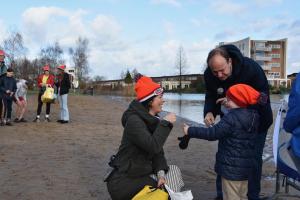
[56,72,71,95]
[107,100,173,200]
[204,44,273,132]
[0,76,17,99]
[188,108,260,181]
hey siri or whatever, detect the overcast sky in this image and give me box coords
[0,0,299,79]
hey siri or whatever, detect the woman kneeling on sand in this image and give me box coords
[106,74,184,200]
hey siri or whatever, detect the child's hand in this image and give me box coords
[183,123,189,135]
[216,97,227,105]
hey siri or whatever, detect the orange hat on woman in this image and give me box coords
[135,74,163,102]
[226,84,260,108]
[57,65,66,70]
[43,65,50,71]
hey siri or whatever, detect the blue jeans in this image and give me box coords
[215,131,268,200]
[58,94,69,121]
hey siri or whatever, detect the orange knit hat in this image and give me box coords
[135,74,163,102]
[226,84,260,108]
[57,65,66,71]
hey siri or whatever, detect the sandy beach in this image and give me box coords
[0,94,297,200]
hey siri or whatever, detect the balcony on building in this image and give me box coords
[261,65,272,71]
[254,46,272,52]
[254,55,272,61]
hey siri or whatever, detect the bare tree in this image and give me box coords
[131,68,139,79]
[120,70,126,79]
[69,37,89,84]
[3,30,26,70]
[93,75,106,82]
[39,41,64,71]
[175,45,188,93]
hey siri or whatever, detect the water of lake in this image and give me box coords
[105,93,289,124]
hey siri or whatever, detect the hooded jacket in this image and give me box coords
[37,73,55,94]
[204,44,273,132]
[15,79,28,101]
[188,108,260,181]
[110,100,172,178]
[56,72,71,95]
[284,73,300,158]
[0,75,17,99]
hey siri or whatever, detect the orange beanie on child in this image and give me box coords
[226,84,260,108]
[134,74,163,102]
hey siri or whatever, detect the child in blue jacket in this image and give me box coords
[179,84,265,200]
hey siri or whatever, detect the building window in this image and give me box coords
[255,42,265,48]
[269,62,280,67]
[270,44,281,49]
[270,54,280,58]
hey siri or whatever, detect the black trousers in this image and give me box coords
[3,96,13,119]
[37,93,51,115]
[107,172,157,200]
[0,97,3,119]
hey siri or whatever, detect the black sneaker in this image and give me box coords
[19,118,27,122]
[61,120,69,124]
[45,117,51,122]
[6,120,12,126]
[14,118,19,122]
[57,119,63,123]
[33,117,40,122]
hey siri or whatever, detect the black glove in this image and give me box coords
[178,135,190,150]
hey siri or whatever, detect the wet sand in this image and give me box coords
[0,94,298,199]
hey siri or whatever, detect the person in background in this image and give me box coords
[14,79,28,122]
[283,73,300,163]
[0,68,17,126]
[56,65,71,124]
[180,84,264,200]
[34,65,54,122]
[0,50,7,126]
[202,45,272,200]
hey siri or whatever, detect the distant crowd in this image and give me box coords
[0,50,71,126]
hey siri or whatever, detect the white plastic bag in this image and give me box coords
[165,184,193,200]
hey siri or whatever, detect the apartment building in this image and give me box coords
[219,37,290,87]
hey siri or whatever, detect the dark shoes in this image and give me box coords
[33,117,41,122]
[6,120,12,126]
[45,117,51,122]
[57,119,68,124]
[14,118,27,123]
[19,118,27,122]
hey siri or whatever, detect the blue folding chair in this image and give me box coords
[270,101,300,199]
